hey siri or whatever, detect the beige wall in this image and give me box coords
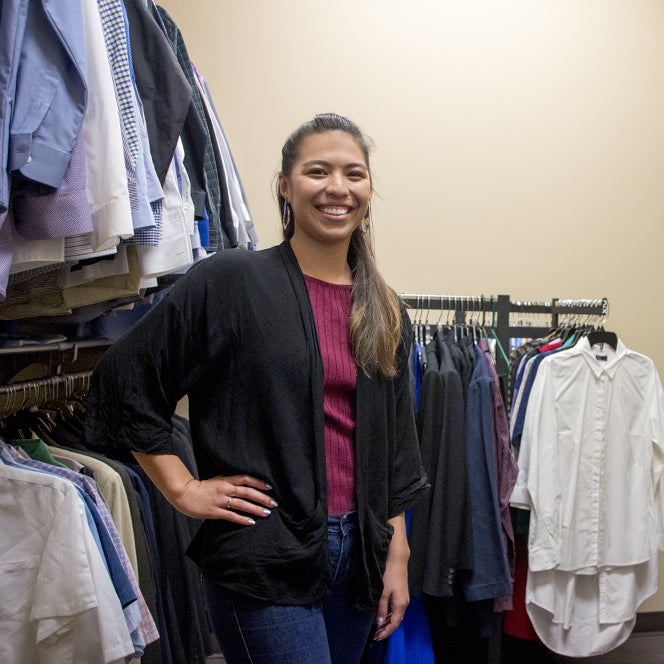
[160,0,664,611]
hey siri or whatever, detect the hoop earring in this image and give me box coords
[282,199,292,231]
[361,202,372,233]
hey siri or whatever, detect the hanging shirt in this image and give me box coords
[8,0,87,190]
[510,336,664,656]
[0,445,136,663]
[462,345,512,602]
[80,0,133,253]
[480,337,518,612]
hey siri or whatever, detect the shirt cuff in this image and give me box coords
[509,484,531,510]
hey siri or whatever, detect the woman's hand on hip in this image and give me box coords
[176,474,277,525]
[130,452,276,526]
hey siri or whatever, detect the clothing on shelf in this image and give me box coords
[0,0,254,331]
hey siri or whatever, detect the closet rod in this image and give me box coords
[399,294,609,378]
[0,339,112,357]
[400,294,494,309]
[0,339,112,385]
[400,294,607,314]
[0,370,92,418]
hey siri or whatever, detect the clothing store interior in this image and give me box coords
[2,1,664,663]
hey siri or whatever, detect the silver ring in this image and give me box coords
[232,485,239,497]
[226,497,233,509]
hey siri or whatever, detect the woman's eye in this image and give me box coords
[348,171,366,179]
[307,168,326,176]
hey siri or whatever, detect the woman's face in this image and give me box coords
[279,130,372,249]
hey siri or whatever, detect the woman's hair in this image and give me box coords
[277,113,403,378]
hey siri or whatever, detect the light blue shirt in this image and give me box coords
[7,0,87,188]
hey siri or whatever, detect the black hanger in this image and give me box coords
[586,328,618,350]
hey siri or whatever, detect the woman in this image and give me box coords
[85,113,428,664]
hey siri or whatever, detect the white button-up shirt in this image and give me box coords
[510,337,664,656]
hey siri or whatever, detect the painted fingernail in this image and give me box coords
[247,519,256,526]
[262,509,271,516]
[270,500,278,507]
[265,483,273,490]
[376,617,385,626]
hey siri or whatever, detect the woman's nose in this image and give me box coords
[325,172,348,195]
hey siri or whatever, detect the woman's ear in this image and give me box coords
[278,174,289,200]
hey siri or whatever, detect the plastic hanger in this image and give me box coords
[586,328,618,350]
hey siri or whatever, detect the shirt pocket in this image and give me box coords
[12,71,59,136]
[0,556,38,621]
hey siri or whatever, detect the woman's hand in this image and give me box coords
[176,474,277,525]
[374,513,410,641]
[132,452,276,526]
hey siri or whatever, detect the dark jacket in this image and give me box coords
[85,241,428,610]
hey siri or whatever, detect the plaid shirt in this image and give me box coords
[98,0,144,225]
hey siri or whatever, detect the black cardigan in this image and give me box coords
[85,241,428,610]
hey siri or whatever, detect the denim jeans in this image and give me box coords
[203,512,375,664]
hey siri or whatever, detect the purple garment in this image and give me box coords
[0,210,11,298]
[480,338,519,612]
[12,130,93,240]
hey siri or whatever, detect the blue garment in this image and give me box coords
[380,599,435,664]
[0,0,28,214]
[198,208,210,247]
[8,0,87,188]
[203,512,374,664]
[370,509,435,664]
[462,345,512,602]
[511,350,535,405]
[511,347,563,441]
[124,461,174,664]
[120,0,163,237]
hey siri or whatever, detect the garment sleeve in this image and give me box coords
[510,359,561,571]
[387,309,429,519]
[648,368,664,550]
[84,264,222,456]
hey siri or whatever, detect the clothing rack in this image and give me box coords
[0,339,112,385]
[401,293,611,664]
[0,370,92,419]
[0,339,112,419]
[400,294,609,377]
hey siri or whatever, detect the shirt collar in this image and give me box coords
[574,336,627,378]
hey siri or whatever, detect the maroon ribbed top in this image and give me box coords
[304,274,356,516]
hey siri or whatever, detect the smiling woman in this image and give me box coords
[279,130,372,261]
[86,112,429,664]
[277,113,404,380]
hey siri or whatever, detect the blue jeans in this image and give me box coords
[203,512,375,664]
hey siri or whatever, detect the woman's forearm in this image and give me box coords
[131,451,276,524]
[131,451,197,510]
[374,512,411,640]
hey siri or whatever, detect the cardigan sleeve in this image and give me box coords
[84,260,225,456]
